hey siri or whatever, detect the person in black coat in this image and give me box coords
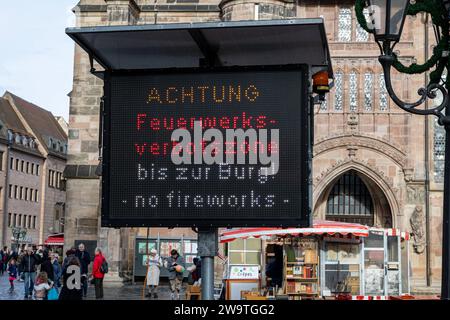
[75,243,91,298]
[40,251,55,282]
[59,256,82,301]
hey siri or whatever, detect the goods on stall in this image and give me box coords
[283,237,320,300]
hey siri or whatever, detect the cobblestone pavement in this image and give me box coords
[0,273,187,300]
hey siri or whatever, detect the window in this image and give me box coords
[8,213,12,227]
[26,162,29,174]
[49,170,54,187]
[0,151,3,170]
[33,216,37,229]
[20,187,23,200]
[364,72,374,110]
[434,118,445,183]
[20,160,24,172]
[338,8,352,42]
[228,238,262,265]
[14,186,18,199]
[356,8,370,41]
[10,157,13,170]
[379,74,388,111]
[326,170,374,225]
[334,71,344,111]
[31,163,35,175]
[34,190,39,202]
[27,215,32,228]
[36,164,40,176]
[8,184,12,198]
[349,71,358,112]
[13,214,17,227]
[25,188,28,201]
[15,159,19,170]
[320,96,328,111]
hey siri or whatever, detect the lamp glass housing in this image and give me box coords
[367,0,409,42]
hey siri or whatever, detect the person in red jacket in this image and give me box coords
[92,247,106,299]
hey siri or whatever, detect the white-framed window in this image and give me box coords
[356,8,370,42]
[434,118,445,183]
[364,72,374,110]
[379,73,388,111]
[228,238,262,265]
[334,71,344,111]
[338,8,352,42]
[349,71,358,112]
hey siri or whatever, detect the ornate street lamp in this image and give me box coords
[11,226,27,251]
[355,0,450,299]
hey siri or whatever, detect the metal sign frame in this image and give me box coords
[100,64,312,228]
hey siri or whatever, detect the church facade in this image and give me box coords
[65,0,445,292]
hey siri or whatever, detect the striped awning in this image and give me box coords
[220,220,370,243]
[44,234,64,246]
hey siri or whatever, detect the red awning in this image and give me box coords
[44,234,64,246]
[219,220,370,243]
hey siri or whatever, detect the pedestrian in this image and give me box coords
[0,248,4,276]
[164,249,185,300]
[2,247,8,273]
[75,243,91,298]
[16,249,24,280]
[20,246,41,299]
[191,257,202,283]
[7,258,18,292]
[92,247,107,299]
[58,256,82,300]
[62,247,76,272]
[33,271,53,300]
[145,248,162,298]
[40,250,55,282]
[92,248,107,299]
[52,253,62,288]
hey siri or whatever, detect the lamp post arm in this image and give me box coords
[379,54,449,122]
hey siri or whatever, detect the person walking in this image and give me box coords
[2,247,8,273]
[40,251,55,282]
[7,258,18,292]
[58,256,82,300]
[20,247,41,299]
[145,248,162,299]
[75,243,91,298]
[92,247,107,299]
[51,253,62,288]
[164,249,185,300]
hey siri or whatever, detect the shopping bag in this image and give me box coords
[47,287,59,300]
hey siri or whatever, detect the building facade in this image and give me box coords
[0,93,68,249]
[65,0,444,292]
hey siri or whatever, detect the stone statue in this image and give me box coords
[410,205,426,254]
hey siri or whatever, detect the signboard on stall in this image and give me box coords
[101,67,310,227]
[229,265,260,280]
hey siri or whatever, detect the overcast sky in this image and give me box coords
[0,1,79,121]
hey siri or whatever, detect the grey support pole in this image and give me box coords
[197,228,218,300]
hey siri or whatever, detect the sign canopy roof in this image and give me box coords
[66,18,332,77]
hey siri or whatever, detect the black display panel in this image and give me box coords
[101,67,310,227]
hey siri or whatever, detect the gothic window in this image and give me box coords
[334,71,344,111]
[364,72,374,110]
[434,118,445,183]
[326,170,374,226]
[320,96,328,111]
[356,8,370,41]
[349,71,358,112]
[379,73,388,111]
[338,8,352,42]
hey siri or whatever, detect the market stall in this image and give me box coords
[219,220,410,300]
